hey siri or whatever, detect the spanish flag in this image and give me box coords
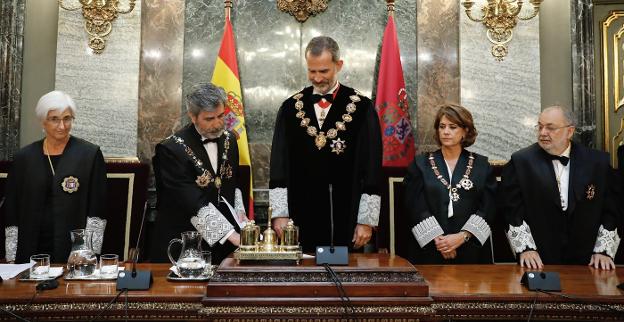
[211,16,254,219]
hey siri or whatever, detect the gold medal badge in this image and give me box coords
[196,170,212,188]
[61,176,80,193]
[586,184,596,200]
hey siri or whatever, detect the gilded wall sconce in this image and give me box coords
[277,0,330,22]
[462,0,542,61]
[58,0,136,54]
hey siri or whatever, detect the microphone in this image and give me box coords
[316,184,349,265]
[117,202,152,290]
[0,196,5,210]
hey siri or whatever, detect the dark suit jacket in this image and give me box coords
[499,142,620,264]
[151,125,241,263]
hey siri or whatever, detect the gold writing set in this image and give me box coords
[234,207,303,264]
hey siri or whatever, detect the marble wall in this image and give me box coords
[181,0,418,194]
[55,1,142,157]
[416,0,460,152]
[0,0,25,160]
[460,2,541,160]
[137,0,185,166]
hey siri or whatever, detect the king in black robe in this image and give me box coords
[269,84,382,252]
[4,136,107,263]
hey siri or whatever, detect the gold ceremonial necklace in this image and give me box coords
[428,152,475,202]
[44,138,56,176]
[292,91,360,150]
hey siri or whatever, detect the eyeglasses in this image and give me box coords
[46,116,75,126]
[534,124,572,133]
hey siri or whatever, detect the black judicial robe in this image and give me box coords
[270,84,382,252]
[4,136,107,263]
[499,142,620,264]
[404,149,496,264]
[151,125,241,263]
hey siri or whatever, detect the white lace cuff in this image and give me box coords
[506,221,537,254]
[234,188,246,216]
[593,225,620,259]
[269,187,289,218]
[86,217,107,254]
[411,216,444,248]
[461,214,491,245]
[5,226,17,262]
[191,203,234,247]
[357,194,381,227]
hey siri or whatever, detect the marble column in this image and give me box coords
[137,0,186,164]
[55,1,142,157]
[460,3,541,160]
[571,0,596,148]
[0,0,25,160]
[416,0,460,153]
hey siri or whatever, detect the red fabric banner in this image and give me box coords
[375,15,416,167]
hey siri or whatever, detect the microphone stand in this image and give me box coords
[117,202,153,290]
[316,184,349,265]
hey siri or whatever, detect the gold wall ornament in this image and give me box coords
[58,0,136,54]
[461,0,542,61]
[277,0,330,22]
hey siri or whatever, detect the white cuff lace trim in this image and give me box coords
[5,226,17,262]
[357,194,380,227]
[191,203,234,247]
[269,187,289,218]
[234,188,246,216]
[461,214,491,245]
[593,225,620,259]
[506,221,537,254]
[412,216,444,248]
[86,217,107,254]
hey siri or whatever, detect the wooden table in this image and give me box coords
[416,264,624,321]
[1,256,624,321]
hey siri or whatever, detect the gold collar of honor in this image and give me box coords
[429,152,474,202]
[292,90,360,153]
[171,133,233,189]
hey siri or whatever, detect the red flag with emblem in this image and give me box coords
[375,15,416,167]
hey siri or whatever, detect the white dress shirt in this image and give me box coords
[552,144,571,211]
[313,82,339,128]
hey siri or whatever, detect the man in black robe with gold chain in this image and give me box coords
[151,84,247,263]
[270,36,382,252]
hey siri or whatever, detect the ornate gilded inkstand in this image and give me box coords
[234,207,303,264]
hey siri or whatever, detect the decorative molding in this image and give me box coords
[276,0,330,22]
[107,173,135,260]
[601,10,624,166]
[58,0,136,54]
[199,305,435,316]
[211,270,425,283]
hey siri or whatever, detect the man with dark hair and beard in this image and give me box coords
[269,36,382,252]
[150,83,247,263]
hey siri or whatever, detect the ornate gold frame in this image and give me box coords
[276,0,330,22]
[601,11,624,166]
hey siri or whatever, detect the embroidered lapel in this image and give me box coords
[537,148,566,209]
